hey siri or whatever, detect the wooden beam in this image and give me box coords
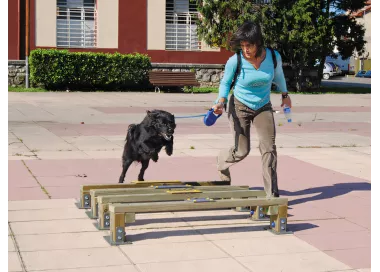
[79,180,232,209]
[90,185,250,218]
[96,190,267,228]
[109,198,288,213]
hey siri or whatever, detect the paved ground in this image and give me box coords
[8,92,371,272]
[321,77,371,88]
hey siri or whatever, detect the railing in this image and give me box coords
[165,12,201,51]
[56,7,97,48]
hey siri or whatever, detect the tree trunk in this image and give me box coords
[317,55,326,90]
[295,67,303,92]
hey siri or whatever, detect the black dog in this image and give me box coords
[118,110,176,183]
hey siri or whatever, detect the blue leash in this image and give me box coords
[175,114,207,119]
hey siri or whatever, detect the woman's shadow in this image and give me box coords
[251,182,371,206]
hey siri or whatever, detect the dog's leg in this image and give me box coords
[119,158,133,183]
[165,137,174,156]
[137,159,150,181]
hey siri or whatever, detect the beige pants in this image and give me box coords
[217,95,279,197]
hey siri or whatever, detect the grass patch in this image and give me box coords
[8,86,48,92]
[185,87,219,93]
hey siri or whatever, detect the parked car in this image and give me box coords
[363,70,371,78]
[323,63,335,79]
[326,55,355,75]
[327,62,342,76]
[355,70,367,77]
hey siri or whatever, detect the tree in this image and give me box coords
[258,0,323,91]
[314,0,367,82]
[194,0,367,91]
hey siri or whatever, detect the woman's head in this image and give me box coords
[230,21,264,59]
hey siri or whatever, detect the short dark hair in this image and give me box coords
[230,21,264,57]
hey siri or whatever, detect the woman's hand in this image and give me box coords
[212,102,225,115]
[281,95,292,108]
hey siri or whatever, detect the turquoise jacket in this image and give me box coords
[217,48,288,110]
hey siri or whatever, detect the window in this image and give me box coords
[165,0,200,51]
[57,0,97,48]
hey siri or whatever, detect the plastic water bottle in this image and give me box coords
[283,104,292,123]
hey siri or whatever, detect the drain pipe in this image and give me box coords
[25,0,30,88]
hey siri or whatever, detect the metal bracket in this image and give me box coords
[82,194,91,208]
[103,213,110,229]
[279,217,287,233]
[267,217,292,235]
[112,226,126,245]
[249,206,269,221]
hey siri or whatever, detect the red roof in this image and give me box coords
[351,1,371,17]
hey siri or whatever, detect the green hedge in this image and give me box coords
[29,49,152,90]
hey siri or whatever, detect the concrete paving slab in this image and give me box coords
[137,258,250,272]
[191,223,274,240]
[324,247,371,270]
[123,227,207,245]
[8,160,39,188]
[236,251,351,272]
[289,218,367,235]
[35,151,91,160]
[296,231,370,251]
[8,236,16,252]
[125,212,190,230]
[32,266,140,272]
[119,240,228,264]
[16,232,111,251]
[8,187,49,201]
[10,218,99,235]
[8,252,23,272]
[21,247,131,271]
[213,235,318,257]
[8,199,77,210]
[9,208,88,222]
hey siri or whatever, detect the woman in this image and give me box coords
[212,21,291,198]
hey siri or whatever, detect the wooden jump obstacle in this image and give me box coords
[79,180,231,209]
[108,197,289,245]
[94,187,266,230]
[78,181,290,245]
[90,185,251,221]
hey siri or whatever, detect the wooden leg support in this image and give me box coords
[109,212,136,244]
[269,205,291,234]
[91,201,98,219]
[110,212,126,245]
[98,203,110,230]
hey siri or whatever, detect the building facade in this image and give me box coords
[8,0,233,64]
[351,0,371,72]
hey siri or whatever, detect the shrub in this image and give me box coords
[29,49,152,90]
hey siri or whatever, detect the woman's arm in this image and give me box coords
[272,51,288,94]
[216,54,238,104]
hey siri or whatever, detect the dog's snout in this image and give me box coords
[168,128,173,133]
